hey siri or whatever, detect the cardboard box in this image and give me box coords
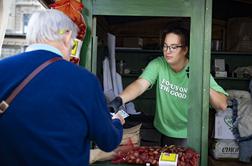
[215,59,225,71]
[214,108,235,139]
[123,37,143,48]
[227,17,252,52]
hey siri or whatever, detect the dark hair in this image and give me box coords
[161,26,190,58]
[161,26,189,47]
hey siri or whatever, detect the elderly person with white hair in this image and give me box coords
[0,9,124,166]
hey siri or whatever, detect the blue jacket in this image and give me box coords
[0,50,123,166]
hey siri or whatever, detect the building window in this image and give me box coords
[1,0,44,58]
[23,14,31,34]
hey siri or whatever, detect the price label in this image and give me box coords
[160,153,177,162]
[159,152,178,166]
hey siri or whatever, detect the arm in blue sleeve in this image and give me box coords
[87,76,123,152]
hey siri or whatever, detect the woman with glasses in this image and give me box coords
[109,26,228,146]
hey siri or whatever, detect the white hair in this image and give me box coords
[26,9,78,44]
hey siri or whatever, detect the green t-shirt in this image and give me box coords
[139,56,227,138]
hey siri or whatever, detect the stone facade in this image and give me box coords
[1,0,44,58]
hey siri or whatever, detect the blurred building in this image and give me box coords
[1,0,44,59]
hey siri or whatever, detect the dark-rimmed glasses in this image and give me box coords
[163,44,184,52]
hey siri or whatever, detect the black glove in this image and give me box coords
[108,96,123,113]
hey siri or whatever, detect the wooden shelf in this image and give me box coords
[121,73,140,77]
[212,51,252,55]
[116,47,161,53]
[214,77,251,81]
[208,156,250,166]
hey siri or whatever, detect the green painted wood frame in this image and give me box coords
[80,0,212,165]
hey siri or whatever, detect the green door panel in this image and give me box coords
[93,0,190,17]
[81,0,212,165]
